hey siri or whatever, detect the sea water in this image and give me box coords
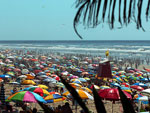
[0,40,150,59]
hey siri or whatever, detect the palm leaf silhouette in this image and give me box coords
[74,0,150,39]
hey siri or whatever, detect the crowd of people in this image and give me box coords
[0,49,150,113]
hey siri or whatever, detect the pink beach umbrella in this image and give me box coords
[70,76,79,79]
[6,91,47,103]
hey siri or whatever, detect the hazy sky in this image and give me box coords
[0,0,150,40]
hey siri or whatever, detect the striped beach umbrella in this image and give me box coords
[6,91,46,103]
[62,89,93,100]
[80,87,92,94]
[44,93,66,103]
[69,83,82,88]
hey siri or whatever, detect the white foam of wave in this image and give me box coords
[1,45,150,54]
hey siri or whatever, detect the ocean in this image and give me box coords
[0,40,150,59]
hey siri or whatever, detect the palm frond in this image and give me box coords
[74,0,150,39]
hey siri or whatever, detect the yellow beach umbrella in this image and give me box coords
[69,83,82,88]
[62,89,93,100]
[80,87,92,94]
[22,80,36,85]
[38,84,48,90]
[84,77,90,81]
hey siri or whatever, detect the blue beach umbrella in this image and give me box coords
[0,75,11,78]
[78,78,87,82]
[132,83,147,87]
[140,78,148,82]
[110,83,120,87]
[73,80,82,84]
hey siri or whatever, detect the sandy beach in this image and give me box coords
[0,48,150,113]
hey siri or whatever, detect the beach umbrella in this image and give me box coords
[22,69,29,74]
[25,74,35,79]
[0,75,11,78]
[78,78,87,82]
[44,93,66,103]
[0,84,5,105]
[0,79,3,83]
[110,83,120,87]
[37,72,46,75]
[43,78,57,83]
[84,77,90,81]
[98,88,132,101]
[73,80,82,84]
[100,86,110,89]
[80,87,92,94]
[38,84,48,90]
[21,80,36,85]
[23,86,39,91]
[121,87,132,93]
[70,79,80,82]
[132,83,147,87]
[9,82,20,85]
[70,76,79,79]
[69,83,82,88]
[6,91,46,103]
[18,75,27,78]
[130,85,144,91]
[141,89,150,96]
[6,71,15,76]
[38,75,48,78]
[140,78,148,82]
[13,68,21,72]
[121,83,129,87]
[24,87,50,96]
[56,82,64,88]
[62,89,93,100]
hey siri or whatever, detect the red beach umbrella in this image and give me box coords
[34,70,42,74]
[121,83,129,87]
[130,85,144,91]
[98,88,132,101]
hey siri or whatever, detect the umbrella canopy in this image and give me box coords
[0,75,11,78]
[38,84,48,90]
[24,87,50,96]
[141,89,150,96]
[18,75,27,78]
[130,85,144,91]
[98,88,132,101]
[6,91,46,103]
[21,80,36,85]
[100,86,110,89]
[44,93,64,100]
[78,78,87,82]
[22,69,29,74]
[80,87,92,94]
[69,83,82,88]
[132,83,147,87]
[62,89,93,100]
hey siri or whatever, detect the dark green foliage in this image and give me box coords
[118,87,136,113]
[92,86,107,113]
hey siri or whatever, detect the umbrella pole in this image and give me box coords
[112,101,113,113]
